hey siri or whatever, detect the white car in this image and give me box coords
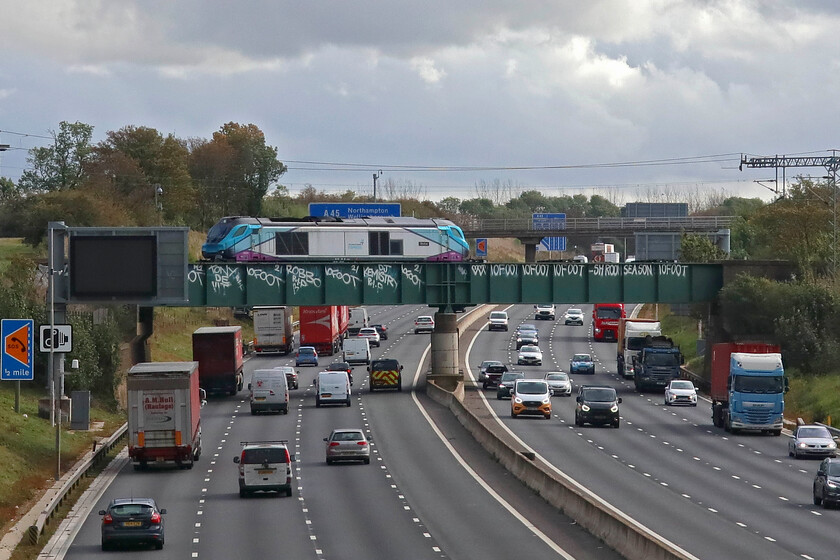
[534,304,556,321]
[357,327,381,347]
[488,311,509,331]
[564,308,584,325]
[664,379,697,406]
[544,371,572,396]
[517,345,543,366]
[414,316,435,334]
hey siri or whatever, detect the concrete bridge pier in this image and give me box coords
[429,312,461,391]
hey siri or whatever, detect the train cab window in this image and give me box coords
[275,231,309,255]
[369,231,391,255]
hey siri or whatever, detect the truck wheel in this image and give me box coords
[397,382,402,392]
[315,399,321,408]
[346,398,351,407]
[613,419,620,428]
[814,492,822,506]
[239,489,247,498]
[286,487,294,497]
[772,429,782,436]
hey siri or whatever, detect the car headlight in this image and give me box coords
[797,442,808,448]
[542,398,551,405]
[827,480,838,489]
[610,405,619,413]
[581,404,590,412]
[828,441,837,449]
[514,397,523,404]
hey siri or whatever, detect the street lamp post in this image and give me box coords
[154,184,163,224]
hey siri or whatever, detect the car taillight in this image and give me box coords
[284,449,291,463]
[102,513,113,524]
[329,442,341,447]
[357,441,367,446]
[150,512,161,524]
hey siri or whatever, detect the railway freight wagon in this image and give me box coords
[201,216,470,262]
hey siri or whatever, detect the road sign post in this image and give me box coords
[475,238,488,258]
[308,202,401,218]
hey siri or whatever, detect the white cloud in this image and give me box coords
[411,57,446,84]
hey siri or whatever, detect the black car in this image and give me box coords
[482,363,509,389]
[327,361,354,384]
[813,457,840,508]
[496,371,525,400]
[99,497,166,550]
[575,385,621,428]
[371,324,388,340]
[515,332,539,349]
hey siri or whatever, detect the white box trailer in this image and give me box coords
[253,306,294,354]
[127,361,203,470]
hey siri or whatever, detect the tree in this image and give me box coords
[18,121,94,194]
[215,122,287,216]
[679,233,727,262]
[93,126,195,226]
[0,176,20,202]
[437,197,461,214]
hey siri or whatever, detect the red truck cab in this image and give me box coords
[593,303,625,341]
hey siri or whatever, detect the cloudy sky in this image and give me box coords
[1,1,838,204]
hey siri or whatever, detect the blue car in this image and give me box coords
[570,353,595,375]
[295,346,319,367]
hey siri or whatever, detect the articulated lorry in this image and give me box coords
[617,318,661,379]
[127,361,204,470]
[253,306,294,354]
[711,343,787,436]
[300,306,347,355]
[192,326,244,395]
[633,336,683,391]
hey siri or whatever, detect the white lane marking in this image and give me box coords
[411,342,576,560]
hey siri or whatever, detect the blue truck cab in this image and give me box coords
[724,352,787,435]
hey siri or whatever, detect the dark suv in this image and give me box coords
[575,385,621,428]
[813,457,840,508]
[482,363,508,389]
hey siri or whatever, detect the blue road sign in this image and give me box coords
[532,213,566,231]
[475,238,488,257]
[2,319,34,381]
[538,237,567,252]
[309,203,402,219]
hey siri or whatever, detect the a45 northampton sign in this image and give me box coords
[2,319,34,381]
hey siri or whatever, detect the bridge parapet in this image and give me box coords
[457,215,738,237]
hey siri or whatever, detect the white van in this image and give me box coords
[249,368,289,415]
[316,370,352,407]
[348,307,369,335]
[343,337,371,365]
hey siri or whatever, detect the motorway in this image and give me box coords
[57,304,839,559]
[61,305,620,560]
[467,304,838,560]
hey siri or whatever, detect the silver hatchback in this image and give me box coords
[789,425,837,459]
[325,428,371,464]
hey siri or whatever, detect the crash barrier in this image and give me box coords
[27,423,128,545]
[427,383,698,560]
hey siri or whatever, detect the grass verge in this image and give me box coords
[0,384,124,536]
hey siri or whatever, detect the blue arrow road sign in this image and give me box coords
[2,319,34,380]
[538,237,567,252]
[475,238,488,257]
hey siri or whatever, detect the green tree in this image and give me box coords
[437,196,461,214]
[18,121,94,194]
[215,122,287,217]
[679,233,727,262]
[459,197,495,217]
[0,176,20,202]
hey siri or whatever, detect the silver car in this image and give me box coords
[325,428,371,464]
[544,372,572,396]
[789,425,837,459]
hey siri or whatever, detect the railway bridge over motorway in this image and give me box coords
[454,215,739,261]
